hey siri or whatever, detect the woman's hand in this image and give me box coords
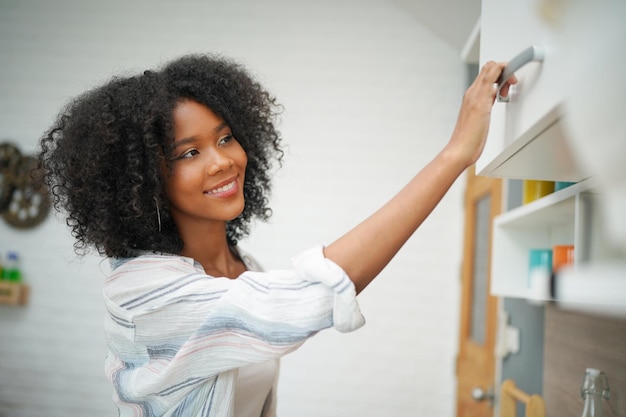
[446,61,517,167]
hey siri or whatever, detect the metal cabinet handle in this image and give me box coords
[496,45,545,102]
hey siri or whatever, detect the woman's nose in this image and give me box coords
[206,149,233,175]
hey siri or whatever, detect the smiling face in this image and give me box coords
[165,100,248,233]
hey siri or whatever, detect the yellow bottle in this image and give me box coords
[523,180,555,204]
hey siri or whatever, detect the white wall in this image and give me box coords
[0,0,467,415]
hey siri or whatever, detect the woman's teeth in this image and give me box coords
[206,180,236,195]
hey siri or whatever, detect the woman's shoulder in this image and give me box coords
[106,253,202,291]
[104,252,210,304]
[109,252,198,273]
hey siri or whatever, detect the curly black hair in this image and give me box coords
[38,54,284,258]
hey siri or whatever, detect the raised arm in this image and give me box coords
[324,61,514,294]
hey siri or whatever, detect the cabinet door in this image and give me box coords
[477,0,582,181]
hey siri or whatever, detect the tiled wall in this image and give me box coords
[543,305,626,417]
[0,0,467,416]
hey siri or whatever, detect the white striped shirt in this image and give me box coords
[103,245,365,417]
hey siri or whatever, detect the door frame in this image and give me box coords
[455,165,503,417]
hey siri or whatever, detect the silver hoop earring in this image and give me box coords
[153,197,162,232]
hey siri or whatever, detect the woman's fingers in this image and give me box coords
[480,60,518,100]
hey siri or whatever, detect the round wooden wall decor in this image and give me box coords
[0,142,21,211]
[0,142,51,229]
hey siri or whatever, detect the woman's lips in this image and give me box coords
[205,178,238,197]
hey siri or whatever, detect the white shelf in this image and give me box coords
[496,179,592,227]
[556,261,626,318]
[490,179,597,298]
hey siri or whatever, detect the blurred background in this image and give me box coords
[0,0,480,415]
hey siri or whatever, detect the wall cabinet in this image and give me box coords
[478,0,626,314]
[477,0,586,182]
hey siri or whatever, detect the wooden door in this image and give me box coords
[456,166,502,417]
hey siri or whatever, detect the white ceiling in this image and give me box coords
[393,0,481,55]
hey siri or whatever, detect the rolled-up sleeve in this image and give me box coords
[291,245,365,333]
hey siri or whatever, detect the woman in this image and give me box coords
[38,54,513,416]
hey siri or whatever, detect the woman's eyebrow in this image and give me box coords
[171,136,197,150]
[171,122,230,149]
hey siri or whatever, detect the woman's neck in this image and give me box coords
[177,221,246,279]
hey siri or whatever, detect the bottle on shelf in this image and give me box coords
[553,244,575,273]
[580,368,610,417]
[528,248,552,302]
[1,251,22,283]
[522,180,555,204]
[555,181,576,191]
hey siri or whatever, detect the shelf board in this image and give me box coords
[496,179,596,228]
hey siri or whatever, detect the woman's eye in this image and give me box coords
[218,134,234,146]
[177,149,199,160]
